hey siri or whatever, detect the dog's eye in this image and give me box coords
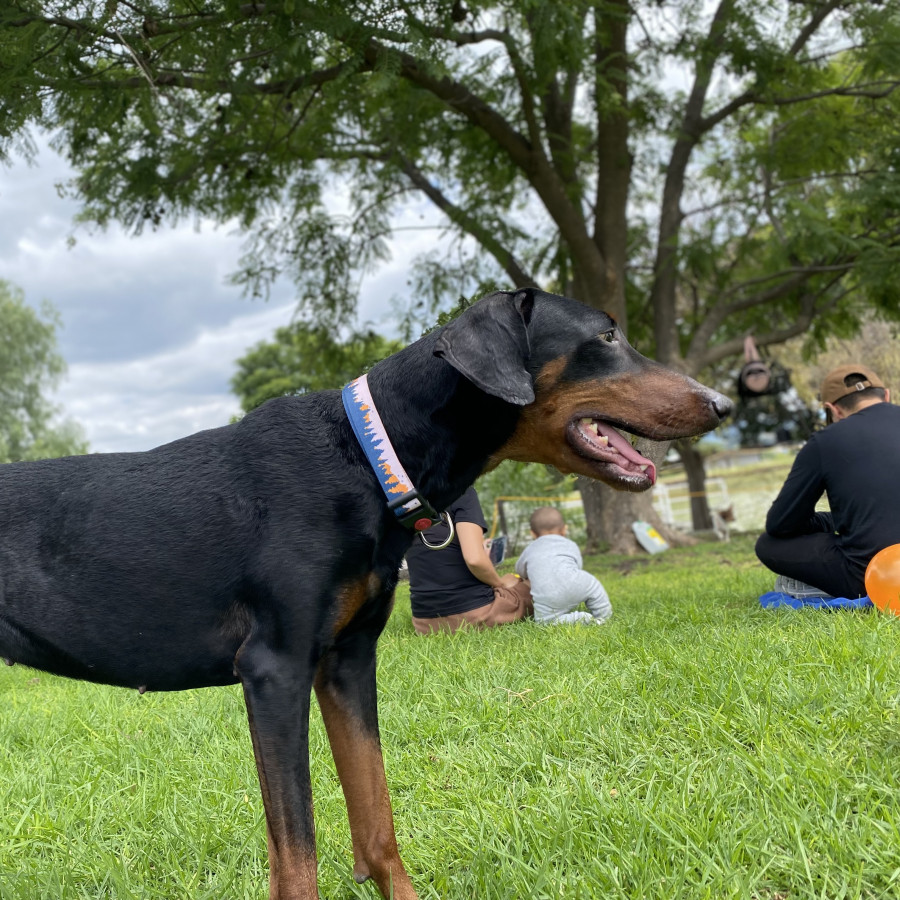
[599,330,617,344]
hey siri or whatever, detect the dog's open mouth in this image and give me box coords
[566,416,657,487]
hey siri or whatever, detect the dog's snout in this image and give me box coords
[709,391,733,421]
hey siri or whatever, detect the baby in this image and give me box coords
[515,507,612,625]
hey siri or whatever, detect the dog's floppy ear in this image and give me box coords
[434,290,536,405]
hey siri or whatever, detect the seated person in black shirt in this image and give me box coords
[756,364,900,599]
[405,487,533,634]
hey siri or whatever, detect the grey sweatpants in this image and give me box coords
[532,568,612,625]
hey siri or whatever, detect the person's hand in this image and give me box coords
[498,573,522,589]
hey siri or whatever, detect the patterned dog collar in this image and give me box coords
[342,374,441,532]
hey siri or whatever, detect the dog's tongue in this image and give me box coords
[594,421,657,484]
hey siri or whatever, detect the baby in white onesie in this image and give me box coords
[515,507,612,625]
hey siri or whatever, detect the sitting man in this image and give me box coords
[405,487,533,634]
[756,364,900,599]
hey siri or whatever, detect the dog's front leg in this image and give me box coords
[237,640,319,900]
[315,634,418,900]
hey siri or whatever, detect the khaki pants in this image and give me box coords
[412,579,533,635]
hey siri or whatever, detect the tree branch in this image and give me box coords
[686,260,857,362]
[50,57,359,96]
[650,0,736,363]
[698,0,853,133]
[358,39,602,292]
[690,274,851,371]
[395,155,535,287]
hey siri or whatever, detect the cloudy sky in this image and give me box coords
[0,140,423,454]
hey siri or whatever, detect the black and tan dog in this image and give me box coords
[0,289,730,899]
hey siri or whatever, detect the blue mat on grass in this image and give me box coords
[759,591,873,610]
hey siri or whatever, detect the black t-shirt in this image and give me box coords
[405,487,494,618]
[766,402,900,574]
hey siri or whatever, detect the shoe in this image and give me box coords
[773,575,834,600]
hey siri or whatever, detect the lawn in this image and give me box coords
[2,535,900,899]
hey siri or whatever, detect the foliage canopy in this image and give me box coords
[3,0,899,370]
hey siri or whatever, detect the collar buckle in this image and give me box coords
[387,490,440,531]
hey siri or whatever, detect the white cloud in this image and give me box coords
[1,137,453,455]
[54,300,297,452]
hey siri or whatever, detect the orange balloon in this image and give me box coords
[865,544,900,615]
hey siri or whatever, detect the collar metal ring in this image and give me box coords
[418,511,454,550]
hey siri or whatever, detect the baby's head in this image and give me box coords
[529,506,567,538]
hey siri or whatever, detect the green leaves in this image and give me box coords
[231,320,401,412]
[676,34,900,367]
[0,281,87,463]
[1,0,898,365]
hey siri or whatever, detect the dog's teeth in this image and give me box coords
[639,464,648,472]
[579,418,610,446]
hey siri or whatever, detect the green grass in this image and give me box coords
[3,536,900,898]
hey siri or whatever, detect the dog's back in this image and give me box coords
[0,391,371,691]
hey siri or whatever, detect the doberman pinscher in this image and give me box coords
[0,289,731,899]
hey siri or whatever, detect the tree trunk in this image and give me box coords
[578,440,695,555]
[497,499,509,536]
[674,438,713,532]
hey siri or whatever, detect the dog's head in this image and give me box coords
[434,288,732,492]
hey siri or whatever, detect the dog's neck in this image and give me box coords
[342,373,442,530]
[364,330,521,511]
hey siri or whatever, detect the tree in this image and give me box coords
[3,1,900,550]
[0,280,88,462]
[232,321,401,412]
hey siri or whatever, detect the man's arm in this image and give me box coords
[457,522,519,588]
[765,440,828,537]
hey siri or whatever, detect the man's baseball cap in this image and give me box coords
[820,364,886,406]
